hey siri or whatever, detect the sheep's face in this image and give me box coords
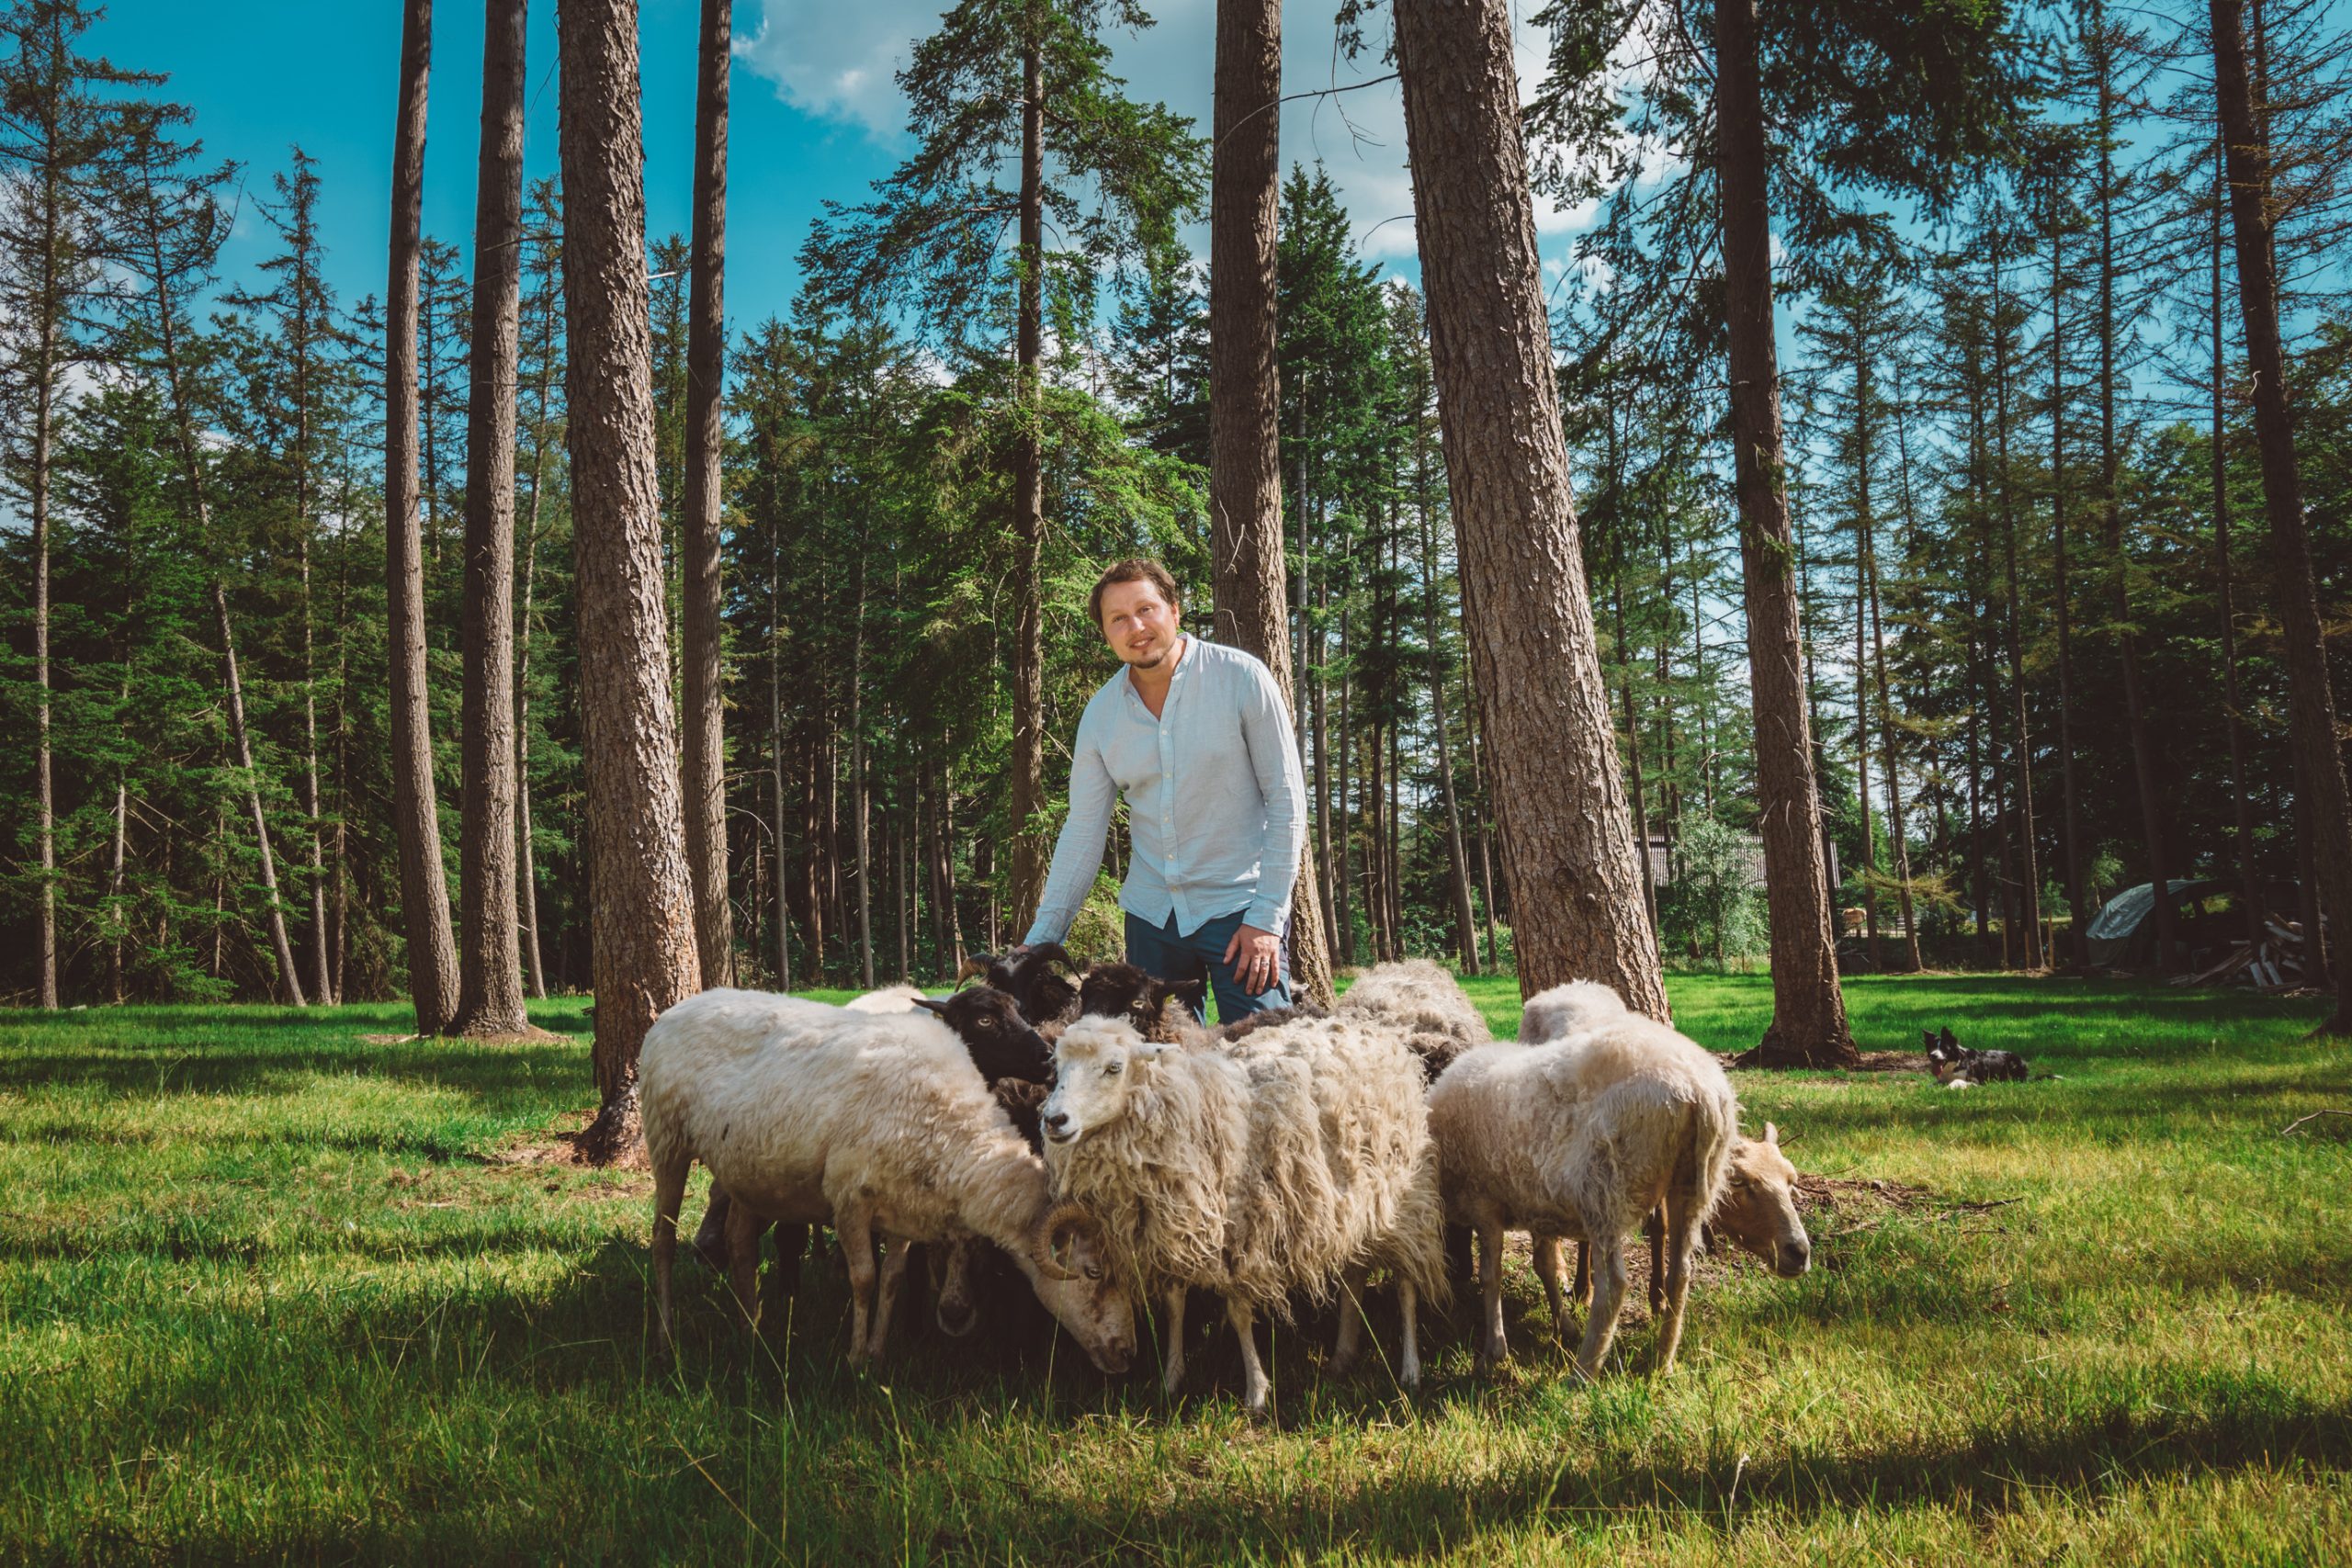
[1028,1202,1137,1374]
[1041,1017,1157,1145]
[913,989,1055,1084]
[1078,963,1205,1040]
[1713,1123,1811,1279]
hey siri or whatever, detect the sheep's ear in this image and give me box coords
[1023,942,1077,974]
[910,997,949,1017]
[1161,978,1205,1010]
[1763,1121,1780,1147]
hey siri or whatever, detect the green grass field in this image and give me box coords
[4,975,2348,1564]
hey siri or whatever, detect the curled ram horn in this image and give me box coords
[1019,941,1077,975]
[956,953,996,987]
[1031,1200,1098,1280]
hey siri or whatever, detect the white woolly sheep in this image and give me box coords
[844,984,927,1013]
[1040,1010,1448,1417]
[640,989,1136,1374]
[1429,1001,1737,1377]
[1335,958,1492,1081]
[1517,977,1631,1045]
[1534,1122,1811,1327]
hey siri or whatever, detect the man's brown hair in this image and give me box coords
[1089,558,1182,629]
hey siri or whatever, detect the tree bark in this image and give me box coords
[1418,442,1480,973]
[2091,9,2176,973]
[1208,0,1337,1004]
[454,0,531,1036]
[30,268,56,1010]
[1709,0,1854,1062]
[385,0,460,1032]
[2212,0,2352,1029]
[681,0,735,987]
[561,0,703,1158]
[2211,136,2262,945]
[1391,0,1667,1018]
[1005,38,1051,933]
[2048,194,2090,968]
[1990,251,2042,967]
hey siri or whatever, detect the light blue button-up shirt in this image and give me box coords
[1024,634,1307,944]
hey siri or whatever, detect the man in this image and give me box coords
[1021,558,1306,1021]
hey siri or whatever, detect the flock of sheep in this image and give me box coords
[639,951,1812,1417]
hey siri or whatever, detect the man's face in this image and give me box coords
[1099,579,1181,671]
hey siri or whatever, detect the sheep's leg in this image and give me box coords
[1647,1209,1667,1320]
[1532,1234,1568,1339]
[1655,1199,1700,1375]
[838,1207,879,1365]
[724,1194,768,1337]
[651,1156,690,1354]
[1396,1275,1421,1393]
[1159,1285,1189,1398]
[1476,1222,1510,1368]
[865,1236,913,1362]
[1576,1226,1629,1379]
[692,1184,733,1269]
[1329,1264,1371,1378]
[1575,1239,1592,1306]
[1227,1295,1272,1420]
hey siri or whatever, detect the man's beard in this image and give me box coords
[1126,641,1170,670]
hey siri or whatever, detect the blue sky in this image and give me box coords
[90,0,1600,337]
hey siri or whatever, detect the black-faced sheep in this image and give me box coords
[641,989,1136,1375]
[1429,1003,1737,1377]
[963,944,1083,1032]
[1075,961,1208,1042]
[1040,1011,1446,1417]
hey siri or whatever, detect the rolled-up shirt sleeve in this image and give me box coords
[1236,660,1306,936]
[1024,705,1115,945]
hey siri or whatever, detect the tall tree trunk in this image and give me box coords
[385,0,460,1032]
[769,530,793,990]
[1391,0,1667,1017]
[516,395,550,999]
[2211,136,2262,945]
[1418,457,1479,973]
[2213,0,2352,1027]
[561,0,703,1158]
[211,582,308,1005]
[1207,0,1336,1003]
[1004,38,1051,932]
[1991,251,2042,967]
[454,0,532,1036]
[1853,397,1879,972]
[681,0,735,987]
[1706,0,1852,1060]
[2048,196,2090,968]
[1865,493,1920,973]
[851,557,874,988]
[30,303,57,1010]
[2093,8,2176,973]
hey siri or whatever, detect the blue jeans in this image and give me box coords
[1125,908,1292,1025]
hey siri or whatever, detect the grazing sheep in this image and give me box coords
[1041,1011,1446,1416]
[1537,1122,1811,1326]
[641,989,1136,1375]
[1429,1006,1737,1377]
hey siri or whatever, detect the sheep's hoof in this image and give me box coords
[1242,1397,1272,1426]
[1328,1351,1359,1380]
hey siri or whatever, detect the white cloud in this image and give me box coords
[734,2,920,141]
[738,0,1589,267]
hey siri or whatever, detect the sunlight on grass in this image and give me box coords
[3,976,2347,1562]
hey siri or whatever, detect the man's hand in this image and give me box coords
[1221,922,1281,996]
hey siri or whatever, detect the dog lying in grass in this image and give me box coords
[1925,1027,2028,1089]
